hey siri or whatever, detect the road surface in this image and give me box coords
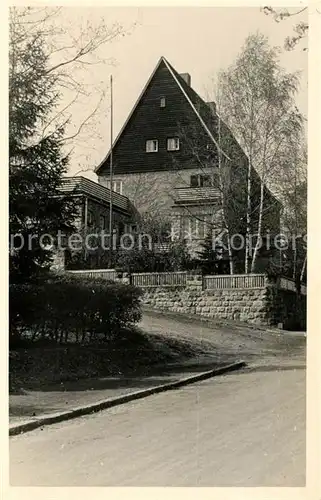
[140,308,306,362]
[10,363,305,487]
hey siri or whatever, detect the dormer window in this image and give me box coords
[160,97,166,108]
[167,138,180,151]
[146,139,158,153]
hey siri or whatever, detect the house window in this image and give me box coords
[167,138,180,151]
[198,218,205,239]
[190,174,217,187]
[87,210,94,227]
[146,139,158,153]
[202,175,212,187]
[129,224,138,233]
[181,216,205,239]
[190,217,197,237]
[125,224,138,234]
[160,97,166,108]
[190,175,199,187]
[181,217,190,239]
[99,215,107,230]
[118,222,125,236]
[106,180,122,194]
[204,215,214,237]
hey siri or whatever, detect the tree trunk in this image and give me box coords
[245,161,252,273]
[217,107,234,275]
[251,179,264,273]
[292,242,297,280]
[300,253,307,283]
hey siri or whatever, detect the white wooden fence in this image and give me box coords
[65,269,306,295]
[203,273,266,290]
[67,269,117,281]
[130,272,187,288]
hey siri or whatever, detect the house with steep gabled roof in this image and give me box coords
[95,56,280,264]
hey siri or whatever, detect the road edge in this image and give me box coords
[9,361,246,437]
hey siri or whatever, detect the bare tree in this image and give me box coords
[262,6,308,50]
[217,32,304,273]
[173,114,245,274]
[274,138,307,285]
[10,6,137,159]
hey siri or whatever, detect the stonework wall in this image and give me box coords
[142,286,270,325]
[141,282,306,330]
[265,286,306,330]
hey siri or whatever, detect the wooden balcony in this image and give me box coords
[60,176,130,214]
[173,186,220,205]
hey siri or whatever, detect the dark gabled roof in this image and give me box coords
[165,58,203,108]
[95,56,236,175]
[166,59,248,165]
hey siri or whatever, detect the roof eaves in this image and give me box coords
[95,56,167,174]
[162,57,231,163]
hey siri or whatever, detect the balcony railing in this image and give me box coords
[173,186,220,205]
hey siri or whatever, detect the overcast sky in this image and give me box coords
[55,6,308,180]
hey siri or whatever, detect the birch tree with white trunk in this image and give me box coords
[216,32,304,273]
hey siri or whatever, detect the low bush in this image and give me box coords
[114,241,192,273]
[9,274,143,348]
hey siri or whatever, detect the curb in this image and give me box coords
[9,361,246,437]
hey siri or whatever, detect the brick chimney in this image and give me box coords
[206,101,216,114]
[179,73,191,86]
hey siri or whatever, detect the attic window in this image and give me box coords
[160,97,166,108]
[167,138,180,151]
[146,139,158,153]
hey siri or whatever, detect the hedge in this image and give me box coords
[9,274,143,347]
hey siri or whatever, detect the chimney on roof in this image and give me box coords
[179,73,191,86]
[206,101,216,114]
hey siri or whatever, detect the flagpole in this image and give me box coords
[109,74,113,267]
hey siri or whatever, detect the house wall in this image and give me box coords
[171,206,223,258]
[98,167,217,215]
[99,168,222,257]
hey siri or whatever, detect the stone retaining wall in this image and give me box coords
[142,282,306,330]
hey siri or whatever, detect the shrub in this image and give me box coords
[9,274,143,347]
[114,241,192,273]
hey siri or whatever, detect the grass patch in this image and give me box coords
[9,326,217,394]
